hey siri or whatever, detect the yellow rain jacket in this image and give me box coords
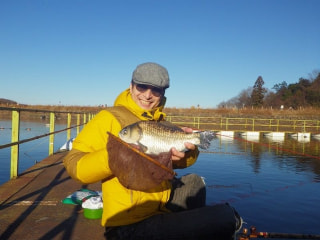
[63,89,199,227]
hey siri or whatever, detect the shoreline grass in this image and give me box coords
[1,104,320,120]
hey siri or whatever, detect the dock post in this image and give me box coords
[67,113,71,140]
[77,113,80,134]
[10,110,20,179]
[49,112,55,155]
[83,113,87,125]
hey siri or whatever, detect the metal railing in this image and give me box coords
[166,116,320,133]
[1,107,320,180]
[0,107,96,180]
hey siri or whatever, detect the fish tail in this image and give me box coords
[199,131,215,149]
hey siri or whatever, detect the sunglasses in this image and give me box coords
[135,84,164,97]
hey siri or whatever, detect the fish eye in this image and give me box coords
[122,128,127,135]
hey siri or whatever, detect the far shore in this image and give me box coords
[1,104,320,121]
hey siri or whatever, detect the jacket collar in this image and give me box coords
[113,89,166,121]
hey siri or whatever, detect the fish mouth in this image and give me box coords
[118,132,123,139]
[118,130,125,140]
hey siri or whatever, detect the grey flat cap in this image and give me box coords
[132,62,170,89]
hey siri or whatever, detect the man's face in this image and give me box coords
[130,83,164,110]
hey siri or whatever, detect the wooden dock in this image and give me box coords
[0,152,105,240]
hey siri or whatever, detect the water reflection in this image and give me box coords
[180,133,320,236]
[0,120,80,185]
[1,121,320,236]
[214,133,320,177]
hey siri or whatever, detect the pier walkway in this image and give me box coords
[0,152,105,240]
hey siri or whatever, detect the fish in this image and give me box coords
[118,121,215,155]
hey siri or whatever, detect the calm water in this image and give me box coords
[177,135,320,238]
[0,120,79,185]
[1,120,320,238]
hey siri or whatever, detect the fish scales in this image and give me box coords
[119,121,215,155]
[140,122,200,153]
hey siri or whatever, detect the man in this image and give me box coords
[63,62,241,239]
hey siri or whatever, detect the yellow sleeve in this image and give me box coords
[63,110,122,184]
[172,147,199,169]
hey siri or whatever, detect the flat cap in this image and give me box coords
[132,62,170,89]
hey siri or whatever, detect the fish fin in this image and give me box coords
[198,131,216,149]
[158,121,184,132]
[138,143,148,153]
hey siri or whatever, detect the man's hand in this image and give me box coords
[171,127,196,161]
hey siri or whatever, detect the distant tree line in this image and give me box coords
[218,70,320,109]
[0,98,18,105]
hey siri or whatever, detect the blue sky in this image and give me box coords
[1,1,319,108]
